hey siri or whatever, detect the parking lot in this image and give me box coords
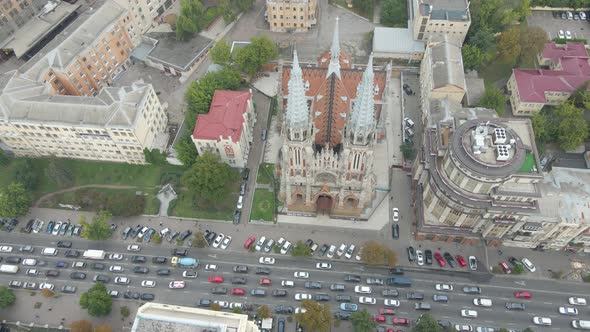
[528,10,590,41]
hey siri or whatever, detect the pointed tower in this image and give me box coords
[285,49,310,141]
[348,53,376,145]
[326,17,341,79]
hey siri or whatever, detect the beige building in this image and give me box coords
[131,302,260,332]
[411,0,471,44]
[266,0,318,32]
[0,0,46,39]
[112,0,179,46]
[0,71,167,164]
[19,0,134,97]
[191,90,256,168]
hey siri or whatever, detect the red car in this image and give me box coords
[243,236,255,249]
[379,308,395,316]
[434,252,446,267]
[230,288,245,295]
[455,255,467,267]
[372,315,386,323]
[259,278,272,286]
[499,262,512,274]
[514,291,531,299]
[208,275,224,283]
[393,317,409,325]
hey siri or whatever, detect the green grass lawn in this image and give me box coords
[256,163,276,185]
[168,183,240,221]
[519,152,537,173]
[329,0,374,21]
[250,189,275,222]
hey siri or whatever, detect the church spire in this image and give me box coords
[326,17,341,79]
[349,53,376,143]
[285,49,309,137]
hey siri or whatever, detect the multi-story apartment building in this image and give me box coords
[0,70,168,164]
[112,0,179,46]
[19,0,133,97]
[266,0,318,32]
[0,0,45,38]
[410,0,471,44]
[191,90,256,168]
[507,42,590,116]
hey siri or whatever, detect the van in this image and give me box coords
[42,248,58,256]
[405,128,414,137]
[572,320,590,330]
[404,118,415,128]
[0,265,19,274]
[415,302,431,310]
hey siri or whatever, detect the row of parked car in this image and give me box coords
[245,236,359,260]
[121,224,192,243]
[553,10,589,21]
[407,246,478,270]
[0,218,19,232]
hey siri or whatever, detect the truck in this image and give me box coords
[0,264,19,274]
[386,277,412,287]
[171,256,199,268]
[83,250,106,260]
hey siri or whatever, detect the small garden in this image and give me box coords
[250,189,275,222]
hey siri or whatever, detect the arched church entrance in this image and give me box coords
[316,195,333,215]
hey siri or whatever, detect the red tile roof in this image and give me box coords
[513,42,590,103]
[192,90,251,142]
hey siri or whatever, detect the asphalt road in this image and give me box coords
[0,232,587,331]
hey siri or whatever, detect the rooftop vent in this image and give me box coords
[496,144,510,161]
[472,125,488,153]
[493,127,507,144]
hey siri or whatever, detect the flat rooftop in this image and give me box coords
[373,27,425,55]
[538,167,590,223]
[145,32,213,71]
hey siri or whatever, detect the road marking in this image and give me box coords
[543,302,552,305]
[514,281,526,286]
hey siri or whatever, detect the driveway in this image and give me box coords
[528,10,590,40]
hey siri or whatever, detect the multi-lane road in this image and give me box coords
[0,232,588,331]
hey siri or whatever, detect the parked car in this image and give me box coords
[407,246,416,262]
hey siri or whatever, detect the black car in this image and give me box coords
[152,256,167,264]
[462,286,482,294]
[211,287,227,295]
[45,270,60,277]
[336,294,352,302]
[198,298,212,307]
[392,224,399,239]
[305,281,322,289]
[505,302,526,310]
[231,277,247,285]
[233,265,248,273]
[132,224,143,237]
[508,256,521,266]
[205,231,217,244]
[443,252,456,268]
[272,289,288,297]
[56,241,72,248]
[24,219,35,233]
[382,289,399,297]
[172,248,188,256]
[250,288,266,297]
[424,250,433,265]
[314,293,330,301]
[255,267,271,275]
[233,210,241,224]
[242,168,250,180]
[343,275,361,283]
[157,269,170,276]
[179,230,192,241]
[133,266,149,274]
[92,263,105,270]
[438,320,452,328]
[61,285,77,294]
[407,246,416,262]
[304,239,314,247]
[131,255,147,263]
[389,267,404,275]
[124,291,141,299]
[65,250,80,258]
[93,275,110,283]
[406,292,425,300]
[319,244,329,256]
[141,293,155,301]
[70,272,87,280]
[334,312,352,320]
[275,305,293,314]
[6,257,21,264]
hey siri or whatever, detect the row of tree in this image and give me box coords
[210,36,279,75]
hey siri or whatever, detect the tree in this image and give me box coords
[380,0,406,27]
[519,26,547,64]
[219,0,236,22]
[479,86,506,116]
[412,314,441,332]
[12,158,37,190]
[152,233,163,244]
[0,286,16,308]
[236,0,254,12]
[295,300,333,332]
[0,182,32,218]
[176,0,203,41]
[400,142,416,160]
[45,158,74,188]
[570,81,590,109]
[352,0,374,15]
[350,309,376,332]
[469,26,495,52]
[361,241,397,267]
[0,150,9,166]
[257,305,271,319]
[210,39,232,65]
[181,152,238,202]
[462,44,487,71]
[555,101,588,151]
[513,264,525,274]
[176,14,197,41]
[79,282,112,316]
[532,110,550,142]
[69,320,92,332]
[120,306,130,318]
[79,211,113,241]
[94,325,112,332]
[192,231,208,248]
[291,240,312,257]
[41,288,55,298]
[231,306,243,314]
[497,329,510,332]
[174,134,199,166]
[235,36,278,75]
[496,26,521,62]
[522,328,535,332]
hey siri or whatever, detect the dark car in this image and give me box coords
[152,256,167,264]
[407,246,416,262]
[5,257,21,264]
[462,286,482,294]
[250,288,266,297]
[211,287,227,295]
[59,223,69,236]
[255,267,271,275]
[65,250,80,258]
[344,275,361,283]
[141,293,155,301]
[70,272,87,280]
[508,256,521,266]
[505,302,526,310]
[124,291,141,299]
[233,210,241,224]
[24,219,35,233]
[93,275,110,283]
[199,298,212,307]
[46,221,55,234]
[131,255,147,264]
[314,293,331,301]
[305,281,322,289]
[277,318,285,332]
[443,252,456,268]
[319,244,329,256]
[334,312,352,320]
[133,266,149,274]
[336,294,352,302]
[56,241,72,248]
[179,230,192,241]
[61,285,77,294]
[231,277,247,285]
[157,269,170,276]
[389,267,404,275]
[382,289,400,297]
[172,248,188,256]
[132,224,143,237]
[424,250,433,265]
[275,305,293,314]
[121,227,132,239]
[330,283,346,291]
[205,231,217,244]
[438,320,452,328]
[143,228,156,242]
[272,289,288,297]
[92,262,105,270]
[45,270,60,277]
[233,265,249,273]
[242,168,250,180]
[406,292,425,300]
[392,224,399,239]
[55,261,68,268]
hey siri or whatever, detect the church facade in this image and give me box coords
[278,19,390,217]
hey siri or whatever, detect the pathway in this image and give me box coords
[34,184,148,207]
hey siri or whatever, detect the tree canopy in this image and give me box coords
[532,101,589,151]
[176,0,203,41]
[361,241,398,266]
[496,26,521,63]
[462,44,488,71]
[519,26,548,64]
[210,39,232,65]
[257,304,271,318]
[70,320,93,332]
[380,0,407,27]
[235,36,278,75]
[0,286,16,308]
[479,86,507,116]
[12,158,37,190]
[350,308,376,332]
[412,313,441,332]
[0,182,32,218]
[291,240,312,257]
[295,300,333,332]
[181,152,239,202]
[79,282,112,316]
[79,210,113,241]
[400,141,416,160]
[174,133,199,166]
[45,158,74,188]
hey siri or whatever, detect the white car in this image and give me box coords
[569,297,587,306]
[295,307,307,314]
[521,258,536,272]
[558,30,565,39]
[580,11,587,20]
[220,236,232,250]
[355,247,363,261]
[255,236,267,251]
[566,30,573,39]
[533,317,552,326]
[392,208,399,221]
[336,244,347,257]
[344,244,356,259]
[215,300,229,309]
[435,283,453,292]
[205,264,218,271]
[461,309,478,318]
[229,302,243,309]
[114,277,130,285]
[0,246,13,253]
[169,281,186,289]
[212,233,225,248]
[137,226,149,238]
[384,299,400,307]
[259,257,275,265]
[359,296,376,304]
[558,306,578,315]
[281,280,295,287]
[294,271,309,279]
[39,283,54,291]
[277,237,286,246]
[316,262,332,270]
[294,293,311,301]
[326,245,337,258]
[473,298,492,307]
[108,253,123,260]
[416,250,424,266]
[22,258,37,266]
[455,325,473,332]
[127,244,140,252]
[141,280,156,288]
[280,241,292,254]
[26,268,38,276]
[182,270,198,278]
[109,265,123,273]
[354,285,372,294]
